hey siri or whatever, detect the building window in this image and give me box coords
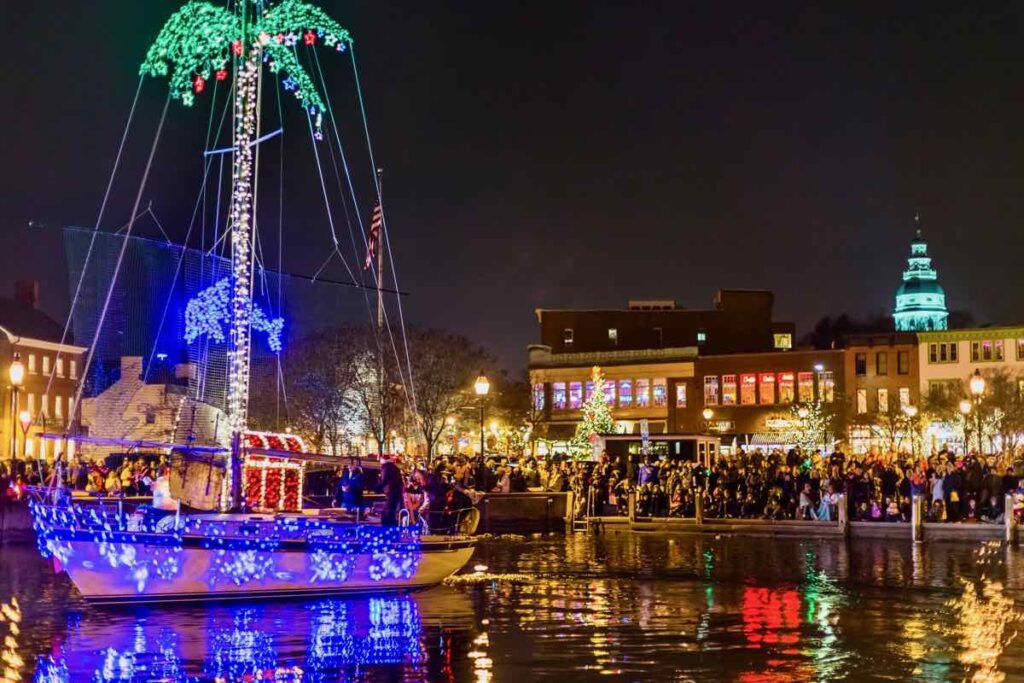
[819,371,835,402]
[608,328,618,346]
[972,340,1004,362]
[70,360,78,379]
[740,374,757,406]
[898,351,910,375]
[703,376,719,406]
[929,342,958,364]
[876,352,888,376]
[532,383,545,410]
[856,389,867,414]
[773,333,792,350]
[40,394,48,417]
[55,358,65,377]
[563,328,574,346]
[855,353,867,377]
[603,381,615,406]
[635,379,650,408]
[798,372,814,403]
[1018,339,1024,361]
[899,387,911,409]
[759,373,776,404]
[27,393,35,414]
[28,354,37,374]
[721,375,737,406]
[653,327,663,346]
[778,372,795,403]
[145,411,157,425]
[697,330,707,345]
[552,382,566,410]
[877,388,889,413]
[42,356,50,375]
[618,380,633,407]
[55,395,63,419]
[584,381,594,401]
[676,383,687,408]
[568,382,583,410]
[652,378,667,407]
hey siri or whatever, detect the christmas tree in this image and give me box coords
[788,400,836,454]
[570,366,616,458]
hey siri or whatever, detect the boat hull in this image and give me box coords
[54,536,476,604]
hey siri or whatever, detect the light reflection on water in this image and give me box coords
[2,534,1023,681]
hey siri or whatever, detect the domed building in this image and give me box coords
[893,219,948,331]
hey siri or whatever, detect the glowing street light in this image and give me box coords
[701,408,714,421]
[959,400,972,416]
[473,371,489,458]
[8,353,25,458]
[969,369,985,397]
[968,369,985,453]
[8,354,24,387]
[902,405,918,418]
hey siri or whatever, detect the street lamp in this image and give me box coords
[18,410,32,457]
[969,369,985,453]
[8,352,25,459]
[474,371,490,458]
[959,400,972,453]
[902,405,919,459]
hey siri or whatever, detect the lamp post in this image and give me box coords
[701,407,714,433]
[969,369,986,454]
[8,353,25,460]
[474,372,490,459]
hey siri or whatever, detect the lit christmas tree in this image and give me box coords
[788,400,837,454]
[570,366,616,458]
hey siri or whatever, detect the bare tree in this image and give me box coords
[350,324,407,454]
[405,328,493,460]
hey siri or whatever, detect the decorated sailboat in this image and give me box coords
[27,0,477,603]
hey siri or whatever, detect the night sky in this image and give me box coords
[3,1,1023,371]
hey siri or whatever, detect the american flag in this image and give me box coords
[364,202,382,270]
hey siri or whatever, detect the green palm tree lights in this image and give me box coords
[141,1,352,440]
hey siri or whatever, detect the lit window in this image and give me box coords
[70,360,78,379]
[899,387,911,408]
[995,340,1005,361]
[778,372,795,403]
[773,333,792,350]
[25,438,34,457]
[635,379,650,407]
[532,383,545,410]
[563,328,574,346]
[618,380,633,407]
[28,354,37,374]
[55,396,63,419]
[27,393,35,414]
[608,328,618,346]
[676,383,687,408]
[56,358,65,377]
[568,382,583,409]
[798,372,814,402]
[40,394,48,417]
[759,373,776,404]
[42,356,50,374]
[856,389,867,414]
[603,381,615,406]
[721,375,737,405]
[697,330,707,345]
[652,378,667,407]
[877,388,889,413]
[740,374,757,405]
[703,376,719,406]
[584,381,594,401]
[818,371,835,402]
[876,352,887,376]
[552,382,567,410]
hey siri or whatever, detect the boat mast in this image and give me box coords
[376,166,386,452]
[227,0,260,509]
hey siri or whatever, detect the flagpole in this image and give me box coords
[375,166,386,453]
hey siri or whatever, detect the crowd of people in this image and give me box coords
[0,455,166,502]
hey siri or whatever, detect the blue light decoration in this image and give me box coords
[33,596,426,680]
[893,220,949,331]
[184,277,284,352]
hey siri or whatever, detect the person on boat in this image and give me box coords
[335,459,365,512]
[377,454,404,526]
[151,465,179,512]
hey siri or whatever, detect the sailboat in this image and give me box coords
[27,0,478,604]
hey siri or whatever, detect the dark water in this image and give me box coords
[2,533,1023,682]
